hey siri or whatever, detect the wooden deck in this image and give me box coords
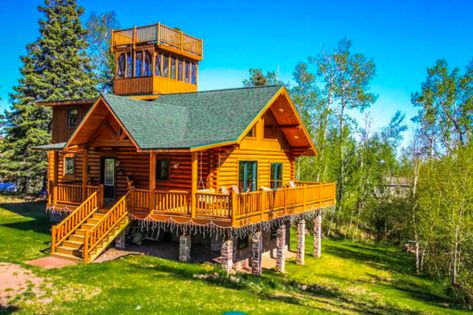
[112,23,203,60]
[48,181,336,228]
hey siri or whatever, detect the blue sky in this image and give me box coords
[0,0,472,142]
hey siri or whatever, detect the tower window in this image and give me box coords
[117,53,125,78]
[155,53,162,76]
[185,60,191,82]
[178,58,183,81]
[170,56,177,80]
[135,51,143,77]
[191,62,197,84]
[126,53,133,78]
[144,51,152,76]
[163,54,169,78]
[67,109,79,127]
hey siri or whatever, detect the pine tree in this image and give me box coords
[0,0,98,194]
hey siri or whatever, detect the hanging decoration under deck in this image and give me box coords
[130,205,334,239]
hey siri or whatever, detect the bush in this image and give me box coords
[450,271,473,309]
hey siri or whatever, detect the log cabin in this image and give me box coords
[36,22,336,274]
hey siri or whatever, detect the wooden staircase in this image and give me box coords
[51,188,131,263]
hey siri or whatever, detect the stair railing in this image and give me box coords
[51,185,103,254]
[83,190,131,263]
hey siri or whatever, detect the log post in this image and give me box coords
[191,152,198,219]
[82,148,88,201]
[149,152,156,212]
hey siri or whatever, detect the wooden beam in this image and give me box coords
[191,152,198,218]
[82,149,88,201]
[149,152,156,212]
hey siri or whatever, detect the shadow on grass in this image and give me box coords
[0,305,18,315]
[132,257,425,314]
[324,240,461,312]
[0,201,51,235]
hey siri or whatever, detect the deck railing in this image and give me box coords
[52,184,100,205]
[112,23,203,58]
[51,186,103,254]
[127,182,336,227]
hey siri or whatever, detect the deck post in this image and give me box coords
[251,230,263,276]
[191,152,198,219]
[296,219,305,265]
[82,148,88,201]
[313,213,322,258]
[276,224,286,273]
[149,152,156,212]
[231,190,237,227]
[52,151,59,204]
[221,234,234,274]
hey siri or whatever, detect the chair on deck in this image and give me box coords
[288,181,296,188]
[231,185,240,194]
[221,186,229,195]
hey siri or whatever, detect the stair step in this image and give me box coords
[81,223,95,230]
[86,218,101,225]
[92,213,106,219]
[52,252,82,261]
[56,245,83,257]
[70,234,85,242]
[63,240,83,249]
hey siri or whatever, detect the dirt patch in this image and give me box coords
[0,263,50,307]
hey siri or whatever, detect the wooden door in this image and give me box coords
[101,157,116,199]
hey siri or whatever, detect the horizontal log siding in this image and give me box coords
[52,104,92,143]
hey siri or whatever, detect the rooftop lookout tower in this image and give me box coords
[111,23,203,95]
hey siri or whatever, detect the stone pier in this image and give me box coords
[221,236,234,274]
[114,230,126,250]
[179,234,191,262]
[251,230,263,276]
[313,213,322,258]
[276,224,286,273]
[297,219,305,265]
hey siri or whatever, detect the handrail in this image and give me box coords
[51,186,102,253]
[83,191,131,262]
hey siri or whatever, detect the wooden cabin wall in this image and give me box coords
[52,104,92,143]
[205,115,295,192]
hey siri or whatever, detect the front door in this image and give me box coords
[101,157,116,199]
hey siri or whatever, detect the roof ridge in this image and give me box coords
[103,93,187,109]
[156,84,283,97]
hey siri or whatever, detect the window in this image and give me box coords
[170,56,177,80]
[126,53,133,77]
[178,58,183,81]
[191,62,197,84]
[135,51,143,77]
[163,54,169,77]
[246,126,256,138]
[117,53,125,78]
[185,60,191,82]
[270,163,283,189]
[155,53,162,76]
[144,51,152,76]
[156,159,170,181]
[67,109,79,127]
[239,161,258,192]
[64,156,75,176]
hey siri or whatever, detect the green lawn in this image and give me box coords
[0,195,468,314]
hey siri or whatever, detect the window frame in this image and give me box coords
[135,51,143,77]
[155,53,162,76]
[238,161,258,192]
[67,108,79,128]
[144,50,152,76]
[117,53,125,78]
[270,162,283,189]
[64,155,76,177]
[156,159,170,181]
[126,52,133,78]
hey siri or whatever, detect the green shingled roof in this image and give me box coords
[102,85,283,150]
[34,142,66,151]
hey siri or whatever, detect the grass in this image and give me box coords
[0,195,469,314]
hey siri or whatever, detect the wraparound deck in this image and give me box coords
[48,181,336,228]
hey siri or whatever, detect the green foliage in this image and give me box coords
[242,68,284,87]
[0,0,97,193]
[86,11,120,92]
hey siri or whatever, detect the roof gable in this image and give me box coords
[63,85,316,155]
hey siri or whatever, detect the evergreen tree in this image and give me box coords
[0,0,97,194]
[86,11,119,92]
[242,68,284,87]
